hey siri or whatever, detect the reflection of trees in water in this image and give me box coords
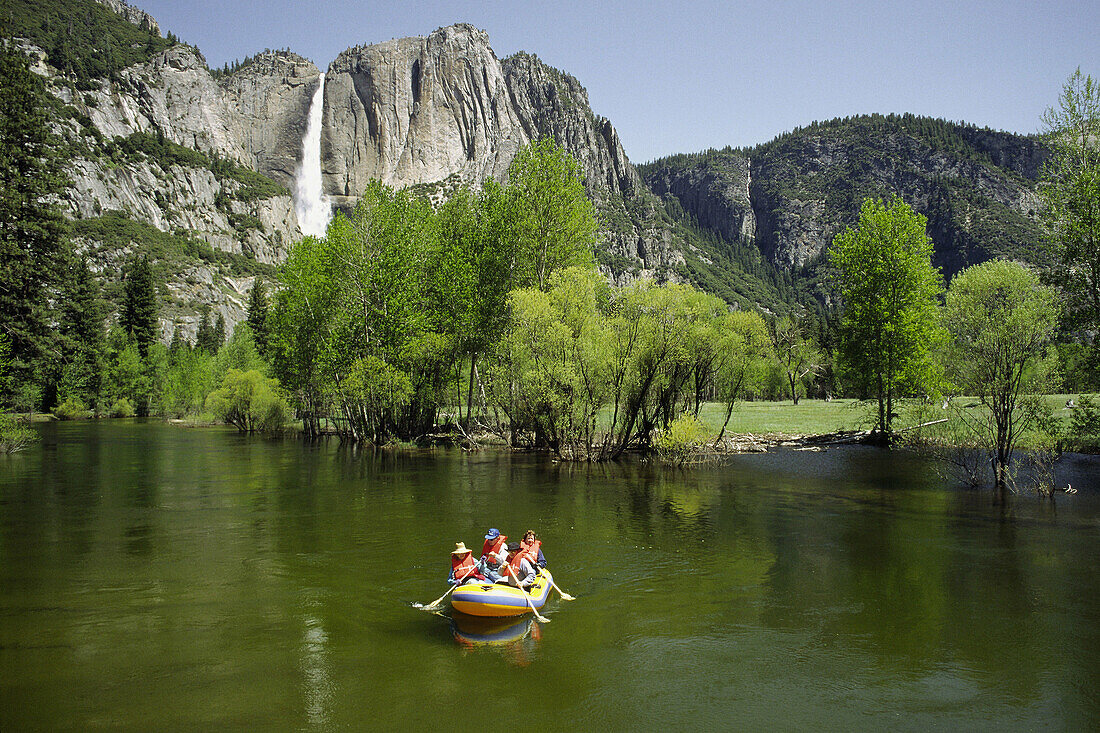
[757,480,1090,702]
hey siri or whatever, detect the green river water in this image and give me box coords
[1,420,1098,730]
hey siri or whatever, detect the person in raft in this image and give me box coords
[500,542,537,589]
[448,542,486,585]
[478,528,508,582]
[521,529,546,569]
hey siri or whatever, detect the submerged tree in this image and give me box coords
[944,260,1060,493]
[830,196,945,436]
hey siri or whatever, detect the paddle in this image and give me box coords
[506,564,550,623]
[421,566,477,611]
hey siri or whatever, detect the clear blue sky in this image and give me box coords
[137,0,1097,163]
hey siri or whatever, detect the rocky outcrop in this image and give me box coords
[322,25,683,279]
[220,51,321,189]
[323,24,525,205]
[94,0,160,35]
[55,44,249,162]
[641,117,1047,282]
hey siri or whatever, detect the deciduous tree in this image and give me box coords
[1040,68,1100,332]
[830,196,945,435]
[944,260,1060,492]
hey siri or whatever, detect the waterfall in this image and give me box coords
[294,73,331,238]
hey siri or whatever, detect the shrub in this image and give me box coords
[53,397,91,420]
[0,413,37,453]
[109,398,136,418]
[205,369,288,434]
[654,415,709,465]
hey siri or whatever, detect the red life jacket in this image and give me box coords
[482,535,507,559]
[451,553,478,581]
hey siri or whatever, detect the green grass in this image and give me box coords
[696,398,871,436]
[691,395,1093,450]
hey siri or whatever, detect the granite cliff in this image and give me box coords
[321,24,682,281]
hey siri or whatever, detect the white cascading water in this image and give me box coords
[294,73,331,238]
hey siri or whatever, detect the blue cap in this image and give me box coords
[484,528,500,540]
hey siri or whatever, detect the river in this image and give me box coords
[1,420,1097,729]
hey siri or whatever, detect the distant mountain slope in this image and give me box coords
[640,114,1049,301]
[4,0,307,338]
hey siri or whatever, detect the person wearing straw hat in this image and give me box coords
[448,542,486,585]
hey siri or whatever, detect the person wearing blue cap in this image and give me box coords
[478,528,507,582]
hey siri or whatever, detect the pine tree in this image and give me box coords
[195,306,215,354]
[0,43,69,402]
[57,256,106,405]
[120,255,158,356]
[212,312,226,352]
[246,278,269,355]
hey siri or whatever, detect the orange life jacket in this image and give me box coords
[504,550,533,579]
[520,539,542,563]
[482,535,507,559]
[451,553,478,581]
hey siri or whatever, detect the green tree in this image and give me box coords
[205,368,288,434]
[830,196,946,436]
[432,182,518,425]
[57,256,106,408]
[944,260,1060,492]
[1040,69,1100,332]
[713,310,772,444]
[767,315,820,405]
[246,277,269,356]
[270,234,336,437]
[119,255,158,356]
[0,43,69,400]
[507,137,597,291]
[212,312,226,352]
[195,306,216,354]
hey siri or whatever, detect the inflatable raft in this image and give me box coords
[451,569,554,617]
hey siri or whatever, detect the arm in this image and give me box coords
[519,560,536,587]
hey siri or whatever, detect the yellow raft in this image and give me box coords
[451,569,554,617]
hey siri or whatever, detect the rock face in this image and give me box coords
[641,116,1048,283]
[220,51,321,189]
[324,25,524,203]
[60,44,249,162]
[321,25,683,279]
[31,7,306,337]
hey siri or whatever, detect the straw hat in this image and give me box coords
[452,542,472,556]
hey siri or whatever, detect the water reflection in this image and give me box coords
[299,611,332,729]
[451,613,541,666]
